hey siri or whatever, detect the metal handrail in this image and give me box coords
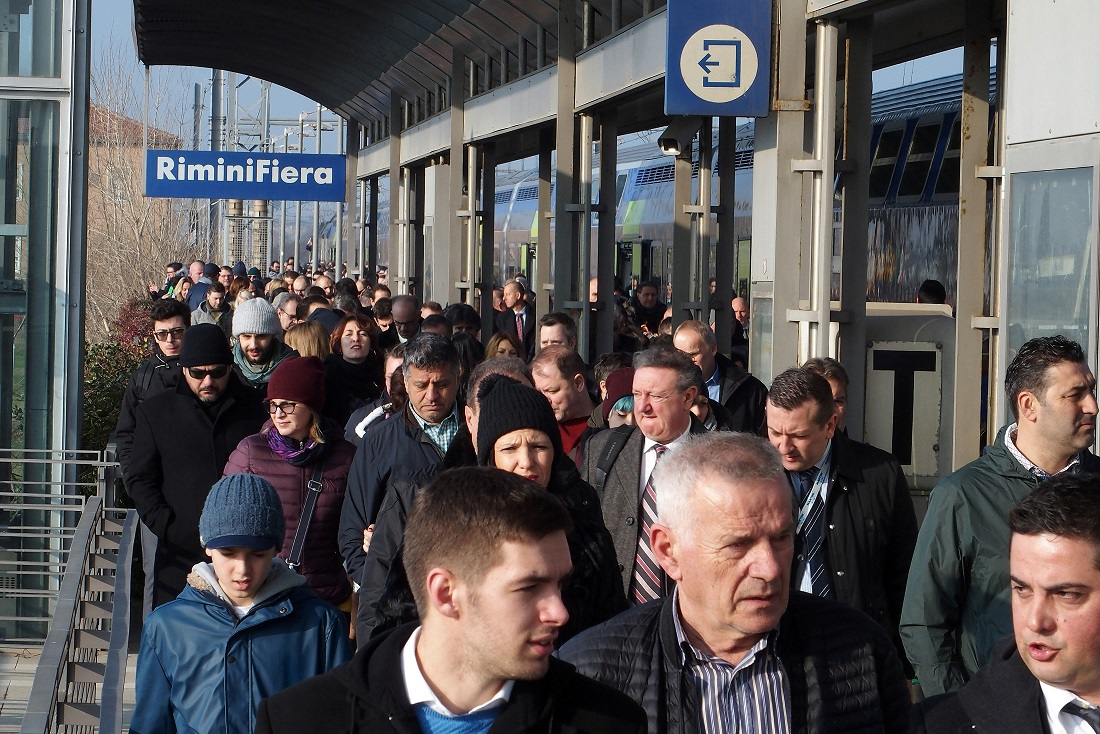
[98,509,137,734]
[19,496,102,734]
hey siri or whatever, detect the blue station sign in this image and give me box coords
[665,0,772,117]
[145,150,347,202]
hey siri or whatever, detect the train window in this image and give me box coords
[934,120,962,197]
[869,128,903,199]
[898,122,941,198]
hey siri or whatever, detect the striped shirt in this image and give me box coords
[672,590,792,734]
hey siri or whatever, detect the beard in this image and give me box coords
[245,339,278,366]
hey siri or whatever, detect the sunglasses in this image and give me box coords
[153,327,187,342]
[187,366,230,380]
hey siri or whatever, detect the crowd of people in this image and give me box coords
[118,258,1100,734]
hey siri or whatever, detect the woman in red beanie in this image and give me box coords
[223,355,356,625]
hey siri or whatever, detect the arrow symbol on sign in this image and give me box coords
[698,53,720,74]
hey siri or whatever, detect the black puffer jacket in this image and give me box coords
[558,592,911,734]
[358,456,627,644]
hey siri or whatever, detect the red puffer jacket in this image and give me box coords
[223,425,356,605]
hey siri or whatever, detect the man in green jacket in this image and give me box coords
[901,335,1100,696]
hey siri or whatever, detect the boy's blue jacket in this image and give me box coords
[130,559,351,734]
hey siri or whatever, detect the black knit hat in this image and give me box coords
[476,375,563,466]
[178,323,232,367]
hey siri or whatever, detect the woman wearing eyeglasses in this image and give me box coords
[223,355,357,623]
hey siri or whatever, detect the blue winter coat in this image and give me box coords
[130,560,351,734]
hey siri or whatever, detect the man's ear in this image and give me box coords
[1018,391,1040,424]
[425,567,462,620]
[651,525,683,581]
[572,372,586,391]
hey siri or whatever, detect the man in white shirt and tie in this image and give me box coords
[912,474,1100,734]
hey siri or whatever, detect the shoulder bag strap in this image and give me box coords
[287,457,326,570]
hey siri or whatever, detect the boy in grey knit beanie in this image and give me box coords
[131,473,351,734]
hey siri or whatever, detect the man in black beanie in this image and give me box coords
[125,323,267,609]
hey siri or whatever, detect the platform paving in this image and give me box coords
[0,645,40,732]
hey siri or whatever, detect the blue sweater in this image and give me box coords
[414,704,500,734]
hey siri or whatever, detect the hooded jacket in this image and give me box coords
[254,623,646,734]
[130,560,351,734]
[900,426,1100,696]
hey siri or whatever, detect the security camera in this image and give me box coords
[658,117,704,156]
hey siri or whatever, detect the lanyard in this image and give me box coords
[794,464,827,534]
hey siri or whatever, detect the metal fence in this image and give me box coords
[0,448,136,734]
[0,448,121,643]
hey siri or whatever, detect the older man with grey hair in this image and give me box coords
[560,431,911,734]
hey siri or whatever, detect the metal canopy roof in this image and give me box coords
[133,0,661,129]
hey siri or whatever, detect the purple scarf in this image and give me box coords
[266,428,327,468]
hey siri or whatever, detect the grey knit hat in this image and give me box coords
[232,297,280,337]
[476,375,563,466]
[199,474,285,550]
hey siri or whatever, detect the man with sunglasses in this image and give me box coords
[126,323,266,610]
[115,299,192,616]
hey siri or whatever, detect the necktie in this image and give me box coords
[793,467,832,599]
[1065,702,1100,733]
[515,311,524,339]
[630,445,667,605]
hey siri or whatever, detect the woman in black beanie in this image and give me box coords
[360,375,626,646]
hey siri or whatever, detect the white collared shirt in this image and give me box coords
[1041,682,1100,734]
[639,423,693,498]
[401,627,514,716]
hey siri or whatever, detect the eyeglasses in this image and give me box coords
[264,400,298,415]
[187,366,229,380]
[153,327,187,342]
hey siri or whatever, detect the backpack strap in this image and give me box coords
[594,425,635,495]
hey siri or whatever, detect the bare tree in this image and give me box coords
[85,34,202,342]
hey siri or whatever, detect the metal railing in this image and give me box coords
[0,448,137,734]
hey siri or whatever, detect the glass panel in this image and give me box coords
[0,0,61,77]
[898,123,941,198]
[749,297,773,386]
[869,128,903,199]
[1006,167,1094,356]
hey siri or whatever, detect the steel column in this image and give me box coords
[479,145,497,339]
[553,0,578,313]
[714,117,737,356]
[671,135,694,327]
[450,47,467,305]
[389,94,404,291]
[534,128,553,317]
[809,21,839,359]
[749,0,809,386]
[577,114,594,361]
[595,111,618,358]
[342,119,359,277]
[953,0,994,466]
[838,17,873,440]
